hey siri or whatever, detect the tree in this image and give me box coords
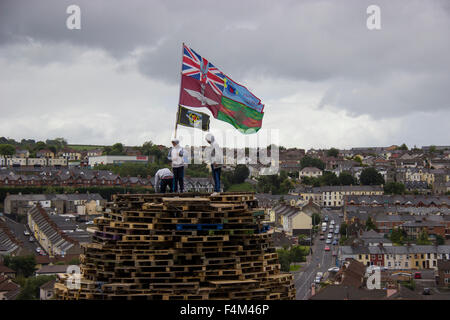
[327,148,339,158]
[0,144,15,156]
[233,164,250,184]
[311,213,321,226]
[429,145,437,153]
[300,156,325,170]
[360,167,384,185]
[365,217,376,231]
[397,143,408,151]
[390,228,406,245]
[16,275,56,300]
[339,171,356,186]
[384,182,406,195]
[320,171,340,186]
[436,235,445,245]
[417,230,431,245]
[340,223,348,237]
[3,255,36,277]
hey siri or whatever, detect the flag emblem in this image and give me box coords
[182,44,225,95]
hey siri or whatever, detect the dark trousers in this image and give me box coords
[173,166,184,192]
[211,165,221,192]
[160,178,173,193]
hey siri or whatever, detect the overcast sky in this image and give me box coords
[0,0,449,149]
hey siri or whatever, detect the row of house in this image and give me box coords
[27,205,92,257]
[340,245,450,270]
[0,168,153,188]
[0,218,22,256]
[345,194,450,208]
[4,193,106,216]
[0,167,216,192]
[291,185,384,208]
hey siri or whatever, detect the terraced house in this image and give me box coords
[4,193,106,215]
[27,205,91,256]
[340,245,450,270]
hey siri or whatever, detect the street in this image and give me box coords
[3,215,39,255]
[295,209,342,300]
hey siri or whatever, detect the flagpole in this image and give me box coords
[174,42,185,139]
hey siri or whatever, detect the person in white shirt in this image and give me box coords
[205,133,222,195]
[167,138,185,192]
[154,168,174,193]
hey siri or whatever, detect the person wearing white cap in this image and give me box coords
[168,138,185,192]
[205,133,222,195]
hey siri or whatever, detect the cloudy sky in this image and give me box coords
[0,0,449,149]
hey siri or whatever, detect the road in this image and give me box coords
[295,209,342,300]
[3,215,40,255]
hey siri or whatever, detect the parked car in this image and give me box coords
[28,236,34,242]
[320,235,325,240]
[324,246,330,251]
[23,230,30,236]
[329,224,334,230]
[326,239,332,244]
[422,288,431,295]
[321,227,327,232]
[36,247,41,253]
[414,272,422,279]
[330,220,335,225]
[332,239,337,245]
[85,221,94,225]
[334,229,339,234]
[328,267,339,272]
[327,233,333,239]
[339,213,344,218]
[324,216,329,222]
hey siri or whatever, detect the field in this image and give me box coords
[68,144,105,151]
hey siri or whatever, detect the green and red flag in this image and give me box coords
[179,44,264,133]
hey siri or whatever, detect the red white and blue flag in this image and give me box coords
[182,44,225,96]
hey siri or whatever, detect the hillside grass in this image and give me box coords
[227,182,255,192]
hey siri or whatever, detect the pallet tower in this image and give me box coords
[54,192,295,300]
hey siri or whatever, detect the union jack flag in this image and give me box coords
[182,44,225,96]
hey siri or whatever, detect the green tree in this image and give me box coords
[3,255,36,277]
[311,213,321,226]
[0,144,16,155]
[365,217,376,231]
[16,275,56,300]
[390,228,406,245]
[339,171,356,185]
[277,248,291,272]
[360,167,385,185]
[320,171,340,186]
[397,143,408,151]
[327,148,339,158]
[233,164,250,184]
[435,235,445,245]
[340,222,348,237]
[300,156,325,170]
[384,182,406,195]
[417,230,431,245]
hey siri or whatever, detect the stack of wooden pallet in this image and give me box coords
[54,192,295,300]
